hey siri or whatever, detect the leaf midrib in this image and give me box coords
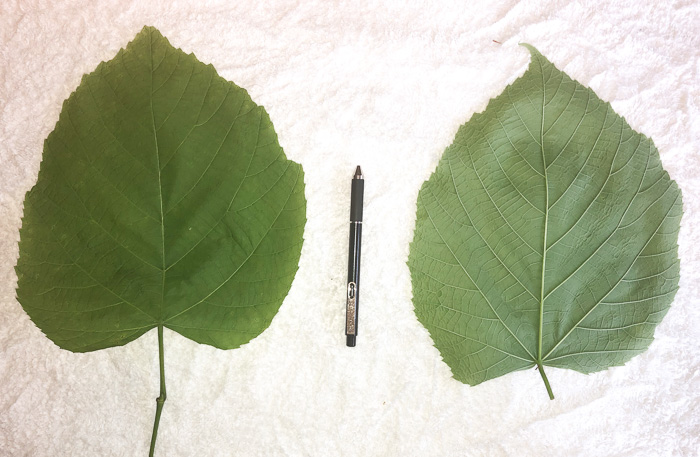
[147,30,167,324]
[537,55,548,366]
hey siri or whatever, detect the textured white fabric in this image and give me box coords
[1,1,699,455]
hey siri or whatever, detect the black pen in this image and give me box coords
[345,166,364,347]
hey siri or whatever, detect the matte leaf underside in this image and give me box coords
[408,45,681,399]
[15,26,306,453]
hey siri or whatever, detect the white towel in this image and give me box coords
[1,1,698,455]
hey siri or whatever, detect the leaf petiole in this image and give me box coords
[149,325,167,456]
[536,361,554,400]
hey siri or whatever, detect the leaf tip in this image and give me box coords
[138,25,161,38]
[130,25,167,52]
[518,42,541,58]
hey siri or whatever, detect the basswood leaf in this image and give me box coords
[408,45,681,399]
[15,26,305,454]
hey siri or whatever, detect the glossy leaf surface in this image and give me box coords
[16,26,306,353]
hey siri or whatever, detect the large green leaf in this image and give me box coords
[15,26,305,453]
[408,45,681,399]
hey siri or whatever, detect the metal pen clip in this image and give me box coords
[346,282,356,335]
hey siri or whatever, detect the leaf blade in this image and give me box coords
[408,45,681,393]
[15,26,306,353]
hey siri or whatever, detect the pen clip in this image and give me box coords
[346,282,356,335]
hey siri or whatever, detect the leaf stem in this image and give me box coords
[537,361,554,400]
[149,325,167,457]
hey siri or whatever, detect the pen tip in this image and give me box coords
[354,166,363,179]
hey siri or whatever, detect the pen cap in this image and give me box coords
[350,178,364,221]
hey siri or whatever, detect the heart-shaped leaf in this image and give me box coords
[15,26,306,454]
[408,45,681,399]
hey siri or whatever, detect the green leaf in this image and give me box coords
[408,45,682,399]
[15,26,305,453]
